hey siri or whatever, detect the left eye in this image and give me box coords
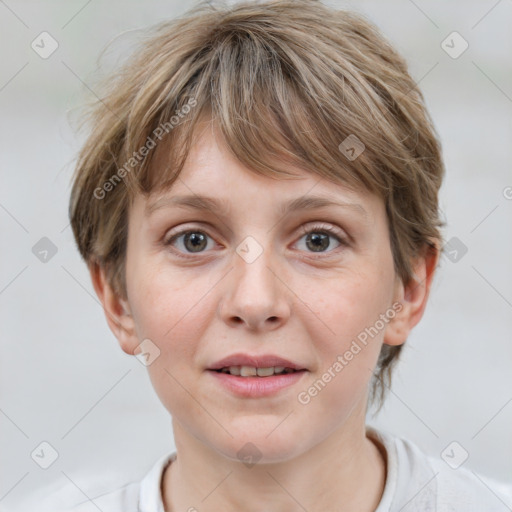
[295,225,345,254]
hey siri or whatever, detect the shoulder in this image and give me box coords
[367,425,512,512]
[426,451,512,511]
[55,450,176,512]
[57,481,141,512]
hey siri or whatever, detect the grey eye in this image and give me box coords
[305,232,332,252]
[182,232,208,252]
[166,230,214,253]
[295,228,343,254]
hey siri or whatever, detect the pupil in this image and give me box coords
[185,232,206,252]
[307,233,329,252]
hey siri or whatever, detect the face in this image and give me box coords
[121,124,402,463]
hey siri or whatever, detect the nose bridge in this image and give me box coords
[220,234,289,330]
[236,237,275,293]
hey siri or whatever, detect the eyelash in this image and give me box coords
[163,223,349,260]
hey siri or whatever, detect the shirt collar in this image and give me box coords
[138,450,177,512]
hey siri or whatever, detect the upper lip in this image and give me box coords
[208,353,307,371]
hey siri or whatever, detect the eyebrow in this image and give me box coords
[145,194,368,219]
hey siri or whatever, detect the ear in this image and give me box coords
[88,262,139,356]
[384,242,440,346]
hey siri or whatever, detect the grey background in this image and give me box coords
[1,0,511,510]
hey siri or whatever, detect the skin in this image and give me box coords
[90,122,439,512]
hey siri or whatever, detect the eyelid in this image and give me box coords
[299,221,344,238]
[163,222,217,244]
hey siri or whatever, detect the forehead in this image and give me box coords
[142,124,379,222]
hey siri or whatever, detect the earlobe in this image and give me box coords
[88,262,139,355]
[383,242,440,347]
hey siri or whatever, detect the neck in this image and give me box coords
[162,409,386,512]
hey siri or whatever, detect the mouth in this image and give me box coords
[207,366,308,398]
[207,353,308,397]
[208,353,308,374]
[210,366,305,377]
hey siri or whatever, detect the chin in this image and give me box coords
[212,427,304,465]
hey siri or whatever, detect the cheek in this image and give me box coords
[308,269,393,345]
[301,267,394,389]
[130,261,210,337]
[126,268,210,387]
[130,267,216,409]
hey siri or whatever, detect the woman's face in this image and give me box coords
[122,125,403,462]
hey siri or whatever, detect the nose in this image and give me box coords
[218,242,291,332]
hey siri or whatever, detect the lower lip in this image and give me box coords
[208,370,307,398]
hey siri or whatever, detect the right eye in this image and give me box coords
[164,228,217,257]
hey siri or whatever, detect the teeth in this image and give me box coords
[256,367,274,377]
[219,366,296,377]
[241,366,257,377]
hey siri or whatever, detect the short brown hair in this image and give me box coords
[68,0,445,410]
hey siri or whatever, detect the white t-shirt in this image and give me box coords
[55,426,512,512]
